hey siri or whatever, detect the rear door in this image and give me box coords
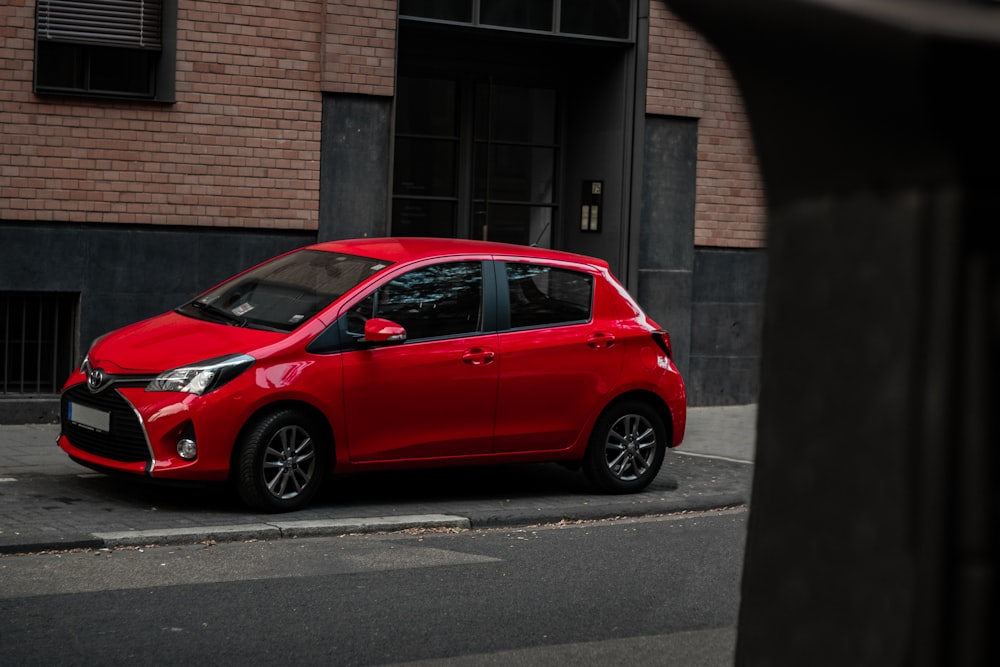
[493,261,624,453]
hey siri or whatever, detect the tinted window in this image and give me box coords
[347,262,484,340]
[399,0,472,22]
[480,0,553,31]
[560,0,631,39]
[506,263,592,328]
[36,42,157,98]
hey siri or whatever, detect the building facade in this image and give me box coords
[0,0,767,421]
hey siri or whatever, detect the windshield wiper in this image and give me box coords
[187,300,247,327]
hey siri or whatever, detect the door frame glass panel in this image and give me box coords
[391,77,461,238]
[393,75,560,247]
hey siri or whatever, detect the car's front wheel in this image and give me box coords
[584,399,667,493]
[236,408,328,512]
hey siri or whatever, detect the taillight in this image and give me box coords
[652,330,672,358]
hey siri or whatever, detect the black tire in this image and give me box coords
[583,399,667,493]
[236,408,329,512]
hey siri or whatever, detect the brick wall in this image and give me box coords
[647,2,768,248]
[321,0,398,95]
[0,0,326,231]
[1,0,758,243]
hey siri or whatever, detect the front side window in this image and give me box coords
[505,263,592,329]
[179,250,391,333]
[35,0,176,101]
[346,262,484,341]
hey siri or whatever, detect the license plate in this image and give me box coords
[68,402,110,432]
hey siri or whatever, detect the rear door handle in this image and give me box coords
[587,332,616,349]
[462,347,496,365]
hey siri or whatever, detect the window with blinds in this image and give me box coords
[34,0,175,101]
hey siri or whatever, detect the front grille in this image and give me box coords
[61,383,150,464]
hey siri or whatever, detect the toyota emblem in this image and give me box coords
[87,367,106,392]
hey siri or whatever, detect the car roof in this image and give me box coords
[307,237,610,269]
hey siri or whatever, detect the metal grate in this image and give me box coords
[1,292,79,395]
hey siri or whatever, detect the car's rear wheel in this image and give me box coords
[236,408,328,512]
[584,400,667,493]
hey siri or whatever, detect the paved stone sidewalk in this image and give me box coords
[0,405,756,553]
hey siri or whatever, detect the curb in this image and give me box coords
[0,495,750,554]
[94,514,473,547]
[0,535,106,554]
[462,494,749,528]
[0,514,473,554]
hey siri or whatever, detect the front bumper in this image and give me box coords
[59,381,239,481]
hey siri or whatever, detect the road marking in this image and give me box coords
[674,450,754,464]
[0,528,498,599]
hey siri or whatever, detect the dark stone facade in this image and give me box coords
[0,221,313,377]
[639,115,763,406]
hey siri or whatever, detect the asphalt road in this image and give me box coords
[0,510,747,666]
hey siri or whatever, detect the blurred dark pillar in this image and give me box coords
[664,1,998,664]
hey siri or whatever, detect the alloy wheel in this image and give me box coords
[603,413,657,481]
[261,424,317,500]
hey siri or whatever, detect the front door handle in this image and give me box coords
[462,347,496,365]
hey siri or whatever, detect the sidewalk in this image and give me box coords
[0,405,756,553]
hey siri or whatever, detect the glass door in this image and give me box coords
[473,81,558,247]
[391,77,460,238]
[392,77,559,248]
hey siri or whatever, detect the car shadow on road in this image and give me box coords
[47,461,681,519]
[321,462,680,506]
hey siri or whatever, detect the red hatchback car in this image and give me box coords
[59,238,686,512]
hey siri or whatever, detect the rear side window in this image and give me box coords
[505,263,593,329]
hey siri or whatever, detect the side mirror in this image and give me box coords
[362,318,407,345]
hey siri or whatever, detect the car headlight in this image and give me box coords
[146,354,255,395]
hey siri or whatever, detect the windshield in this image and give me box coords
[178,249,391,332]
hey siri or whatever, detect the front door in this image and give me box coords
[340,261,499,462]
